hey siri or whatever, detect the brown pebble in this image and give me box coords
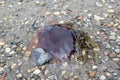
[77,16,83,21]
[89,71,95,78]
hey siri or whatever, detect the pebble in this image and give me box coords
[16,73,23,78]
[112,58,119,62]
[48,75,57,80]
[5,47,11,53]
[96,2,103,7]
[31,48,51,66]
[61,70,66,75]
[106,72,111,77]
[99,66,107,71]
[115,49,120,53]
[33,69,41,75]
[36,1,40,5]
[53,11,60,15]
[107,9,114,13]
[0,39,5,46]
[110,73,119,80]
[11,63,17,69]
[31,74,40,80]
[103,51,110,56]
[89,71,95,78]
[62,62,68,67]
[92,65,98,70]
[109,36,116,40]
[105,43,111,49]
[100,75,106,80]
[94,15,104,21]
[9,51,15,55]
[109,53,117,58]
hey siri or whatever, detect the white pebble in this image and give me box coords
[16,73,23,78]
[94,15,104,21]
[92,65,98,70]
[100,75,106,80]
[53,11,60,15]
[5,47,11,53]
[33,69,41,75]
[107,9,114,13]
[96,2,103,7]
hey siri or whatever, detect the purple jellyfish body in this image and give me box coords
[28,24,76,65]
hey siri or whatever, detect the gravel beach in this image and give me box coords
[0,0,120,80]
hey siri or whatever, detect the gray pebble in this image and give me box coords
[48,74,57,80]
[32,48,51,66]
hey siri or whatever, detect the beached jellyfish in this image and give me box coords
[28,24,76,65]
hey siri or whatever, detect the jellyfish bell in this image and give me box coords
[28,23,77,65]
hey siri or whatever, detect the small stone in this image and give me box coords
[36,1,40,5]
[89,71,95,78]
[103,51,110,56]
[100,75,106,80]
[105,43,111,49]
[0,39,5,46]
[94,15,104,21]
[88,13,92,17]
[96,2,103,7]
[31,48,51,66]
[22,47,27,51]
[61,10,67,15]
[53,11,60,15]
[59,21,64,24]
[61,70,66,75]
[101,0,106,3]
[106,72,111,77]
[48,75,57,80]
[109,53,117,58]
[9,51,15,55]
[110,73,119,80]
[0,1,5,4]
[73,75,79,79]
[44,70,49,75]
[45,12,51,16]
[103,13,108,17]
[115,49,120,53]
[109,36,116,40]
[33,69,41,75]
[25,51,31,57]
[107,9,114,13]
[5,47,11,53]
[92,65,98,70]
[112,58,119,62]
[77,16,83,21]
[99,66,107,71]
[19,0,23,2]
[16,73,23,78]
[16,47,22,52]
[62,62,68,67]
[113,23,119,27]
[31,74,40,80]
[40,65,46,70]
[11,63,16,69]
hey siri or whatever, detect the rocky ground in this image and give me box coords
[0,0,120,80]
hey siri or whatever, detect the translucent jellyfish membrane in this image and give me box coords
[28,24,76,61]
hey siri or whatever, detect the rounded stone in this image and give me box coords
[31,48,51,66]
[16,73,23,78]
[33,69,41,75]
[5,47,11,53]
[100,75,106,80]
